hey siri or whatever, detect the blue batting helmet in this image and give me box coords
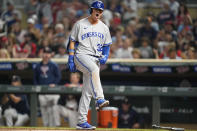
[91,1,104,11]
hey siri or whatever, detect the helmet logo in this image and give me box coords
[97,2,101,8]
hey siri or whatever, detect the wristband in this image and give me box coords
[69,49,75,53]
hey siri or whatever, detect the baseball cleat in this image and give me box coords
[96,99,109,111]
[76,122,96,130]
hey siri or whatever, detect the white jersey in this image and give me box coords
[70,17,112,57]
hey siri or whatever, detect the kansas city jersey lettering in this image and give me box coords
[81,32,104,40]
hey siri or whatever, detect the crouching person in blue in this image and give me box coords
[3,75,30,126]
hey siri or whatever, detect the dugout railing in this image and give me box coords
[0,85,197,127]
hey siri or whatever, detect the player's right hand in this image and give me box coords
[68,55,77,72]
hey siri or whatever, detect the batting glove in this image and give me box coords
[99,45,110,65]
[68,55,77,72]
[99,55,108,65]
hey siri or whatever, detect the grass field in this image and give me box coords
[0,127,197,131]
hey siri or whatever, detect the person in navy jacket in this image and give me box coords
[118,98,144,128]
[34,47,61,127]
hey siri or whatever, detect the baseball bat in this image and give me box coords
[152,124,184,131]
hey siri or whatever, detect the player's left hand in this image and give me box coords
[99,55,108,65]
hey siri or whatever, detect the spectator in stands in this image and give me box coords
[176,3,192,27]
[51,0,62,24]
[20,33,37,58]
[118,98,143,128]
[125,20,138,45]
[112,12,122,27]
[61,17,70,34]
[41,25,54,44]
[10,34,25,58]
[53,72,81,127]
[53,45,68,71]
[178,31,195,53]
[72,0,87,19]
[26,18,41,43]
[0,48,10,58]
[0,36,13,58]
[108,43,118,58]
[37,37,51,57]
[156,29,175,55]
[64,72,82,88]
[34,47,61,127]
[102,8,113,27]
[163,47,182,60]
[158,42,175,59]
[24,0,39,17]
[1,1,22,28]
[10,22,27,44]
[54,45,68,59]
[169,0,180,17]
[54,23,65,37]
[193,19,197,41]
[37,0,53,25]
[132,48,141,59]
[3,75,30,126]
[52,33,66,54]
[137,17,157,44]
[107,0,122,14]
[112,26,126,48]
[157,1,175,27]
[121,0,138,24]
[152,48,160,59]
[114,37,133,59]
[177,15,193,34]
[147,12,159,32]
[163,21,177,41]
[182,47,197,59]
[0,36,9,49]
[139,37,153,58]
[31,14,43,32]
[56,1,69,23]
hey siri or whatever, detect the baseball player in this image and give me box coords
[67,1,112,130]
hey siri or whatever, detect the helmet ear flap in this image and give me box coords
[89,8,93,14]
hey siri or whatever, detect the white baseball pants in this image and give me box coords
[39,94,59,127]
[74,54,104,124]
[0,106,5,126]
[53,105,78,127]
[4,108,29,126]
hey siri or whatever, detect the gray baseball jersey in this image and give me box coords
[70,17,112,56]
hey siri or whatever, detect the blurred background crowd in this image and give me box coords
[0,0,197,60]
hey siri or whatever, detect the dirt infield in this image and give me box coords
[0,128,196,131]
[0,128,170,131]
